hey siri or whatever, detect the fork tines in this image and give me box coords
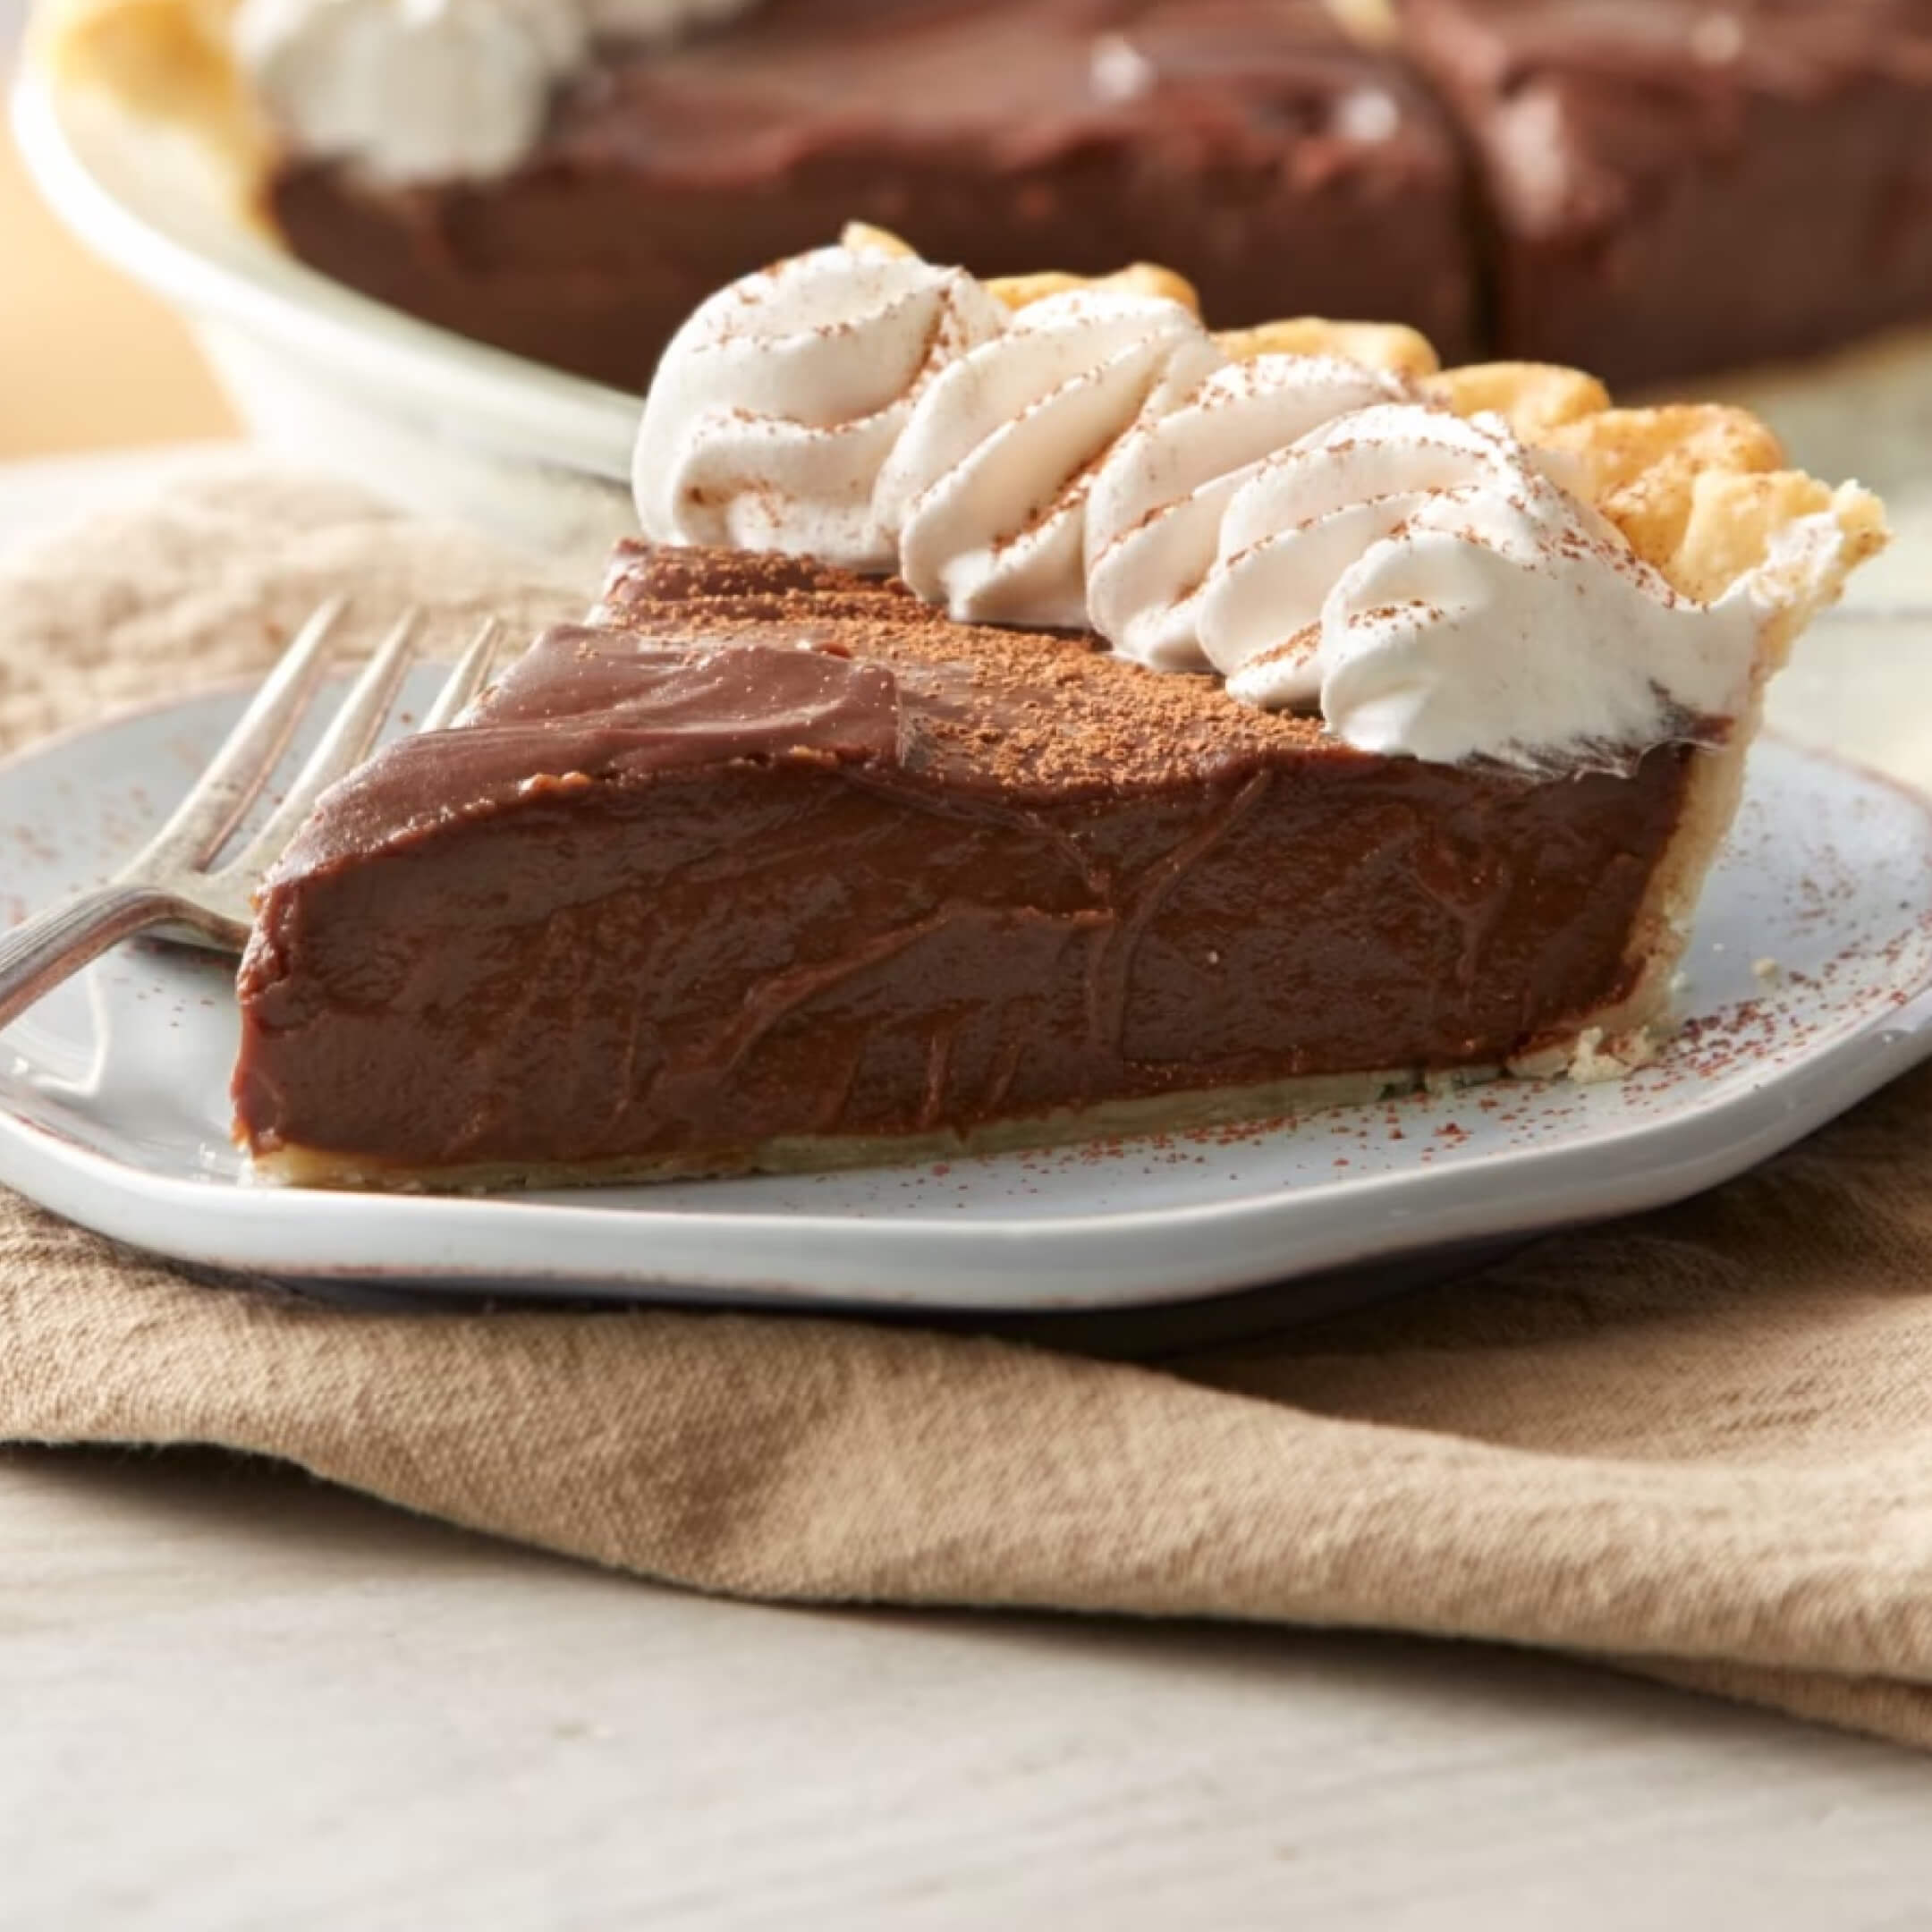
[118,603,509,930]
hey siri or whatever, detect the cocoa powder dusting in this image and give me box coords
[593,538,1343,797]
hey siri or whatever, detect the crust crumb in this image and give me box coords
[990,263,1202,315]
[1217,317,1440,378]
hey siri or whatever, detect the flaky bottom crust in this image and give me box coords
[248,1053,1651,1193]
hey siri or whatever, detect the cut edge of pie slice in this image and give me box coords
[230,303,1886,1192]
[1429,359,1887,1080]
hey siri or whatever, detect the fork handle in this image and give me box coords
[0,886,216,1032]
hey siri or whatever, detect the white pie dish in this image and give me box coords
[11,69,642,572]
[2,665,1930,1313]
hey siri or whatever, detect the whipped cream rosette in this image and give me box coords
[1084,355,1411,671]
[1196,404,1850,769]
[634,246,1006,571]
[236,0,585,182]
[874,290,1224,630]
[233,0,759,183]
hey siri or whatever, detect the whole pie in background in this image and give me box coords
[34,0,1932,394]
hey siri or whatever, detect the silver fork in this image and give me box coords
[0,601,505,1032]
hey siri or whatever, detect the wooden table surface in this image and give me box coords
[7,75,1932,1931]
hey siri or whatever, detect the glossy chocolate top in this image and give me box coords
[273,546,1353,882]
[1403,0,1932,97]
[555,0,1447,183]
[267,0,1478,389]
[1404,0,1932,231]
[590,545,1342,790]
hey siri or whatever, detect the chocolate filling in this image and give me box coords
[1402,0,1932,386]
[233,547,1698,1179]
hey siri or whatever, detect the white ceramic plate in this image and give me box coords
[4,677,1931,1312]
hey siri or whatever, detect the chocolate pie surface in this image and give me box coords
[37,0,1932,389]
[1402,0,1932,389]
[235,544,1726,1189]
[268,0,1479,390]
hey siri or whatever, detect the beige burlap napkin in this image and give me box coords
[7,462,1932,1749]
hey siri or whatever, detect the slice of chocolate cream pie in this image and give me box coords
[233,235,1885,1189]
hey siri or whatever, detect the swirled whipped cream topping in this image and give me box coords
[1205,404,1767,768]
[874,291,1224,630]
[631,244,1825,768]
[1199,405,1547,708]
[633,247,1007,571]
[1085,355,1411,672]
[234,0,760,182]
